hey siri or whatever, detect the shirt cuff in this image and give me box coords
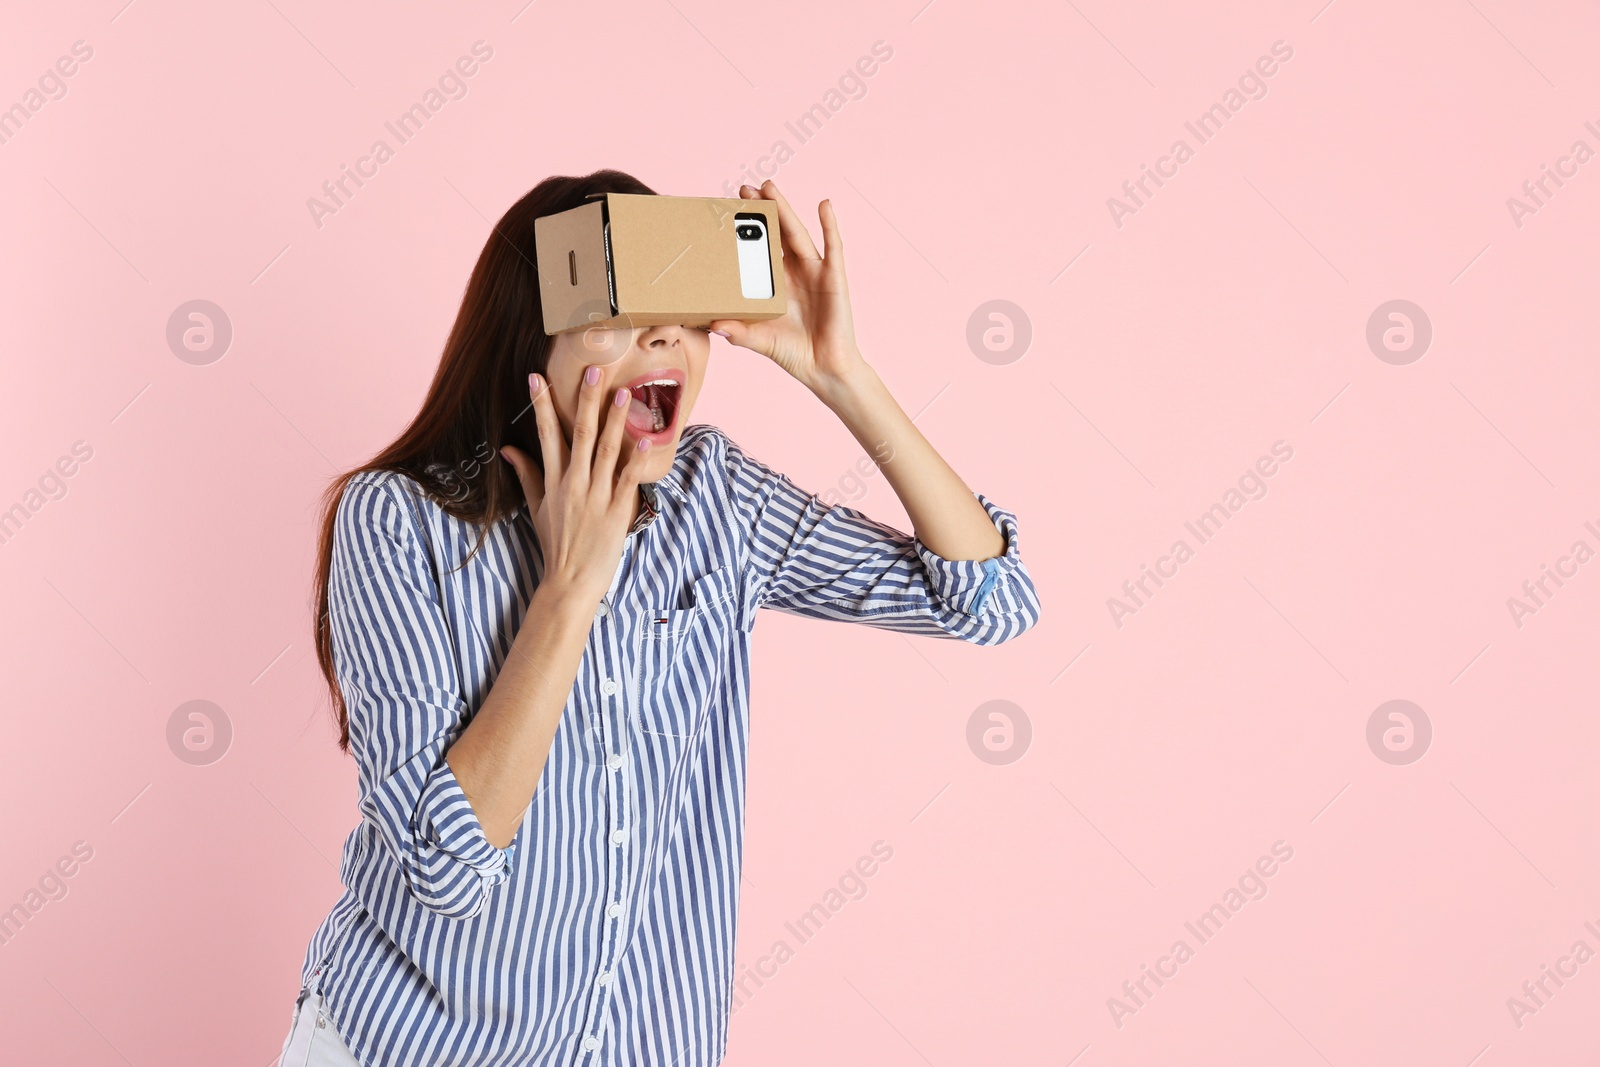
[407,751,517,904]
[913,493,1030,618]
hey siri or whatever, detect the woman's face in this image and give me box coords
[544,323,710,483]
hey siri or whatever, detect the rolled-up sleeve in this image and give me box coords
[328,472,517,920]
[721,432,1042,644]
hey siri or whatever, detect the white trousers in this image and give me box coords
[278,987,362,1067]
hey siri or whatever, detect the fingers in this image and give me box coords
[498,443,545,512]
[706,318,775,358]
[744,180,819,262]
[528,372,567,489]
[818,198,846,277]
[611,430,654,521]
[567,363,605,487]
[592,382,632,491]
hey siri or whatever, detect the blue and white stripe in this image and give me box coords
[296,422,1042,1066]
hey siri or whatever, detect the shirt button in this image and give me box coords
[607,754,623,770]
[597,970,611,985]
[611,828,628,845]
[596,602,609,618]
[582,1036,600,1051]
[601,678,619,695]
[607,902,623,918]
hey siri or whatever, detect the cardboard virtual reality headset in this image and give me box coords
[533,193,787,336]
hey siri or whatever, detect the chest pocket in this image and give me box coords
[634,564,739,739]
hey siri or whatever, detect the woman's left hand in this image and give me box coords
[707,180,870,406]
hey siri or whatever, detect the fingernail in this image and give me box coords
[585,365,600,385]
[614,387,629,407]
[637,437,652,451]
[528,373,543,396]
[711,329,729,338]
[499,447,511,463]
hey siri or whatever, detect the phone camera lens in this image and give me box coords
[736,225,760,240]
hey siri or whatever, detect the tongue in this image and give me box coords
[627,395,657,432]
[627,384,668,432]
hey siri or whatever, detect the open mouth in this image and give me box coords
[624,374,683,438]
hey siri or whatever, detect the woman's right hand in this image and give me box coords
[500,366,654,607]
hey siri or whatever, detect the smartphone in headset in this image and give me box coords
[734,213,774,300]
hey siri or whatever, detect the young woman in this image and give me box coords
[278,169,1041,1067]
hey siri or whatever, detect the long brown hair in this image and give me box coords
[312,168,657,752]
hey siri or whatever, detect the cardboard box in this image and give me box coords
[534,193,787,335]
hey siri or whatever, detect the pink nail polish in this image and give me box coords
[711,329,730,338]
[614,387,629,407]
[585,365,600,385]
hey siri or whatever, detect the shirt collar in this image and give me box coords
[629,483,659,534]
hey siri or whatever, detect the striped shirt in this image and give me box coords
[295,422,1042,1066]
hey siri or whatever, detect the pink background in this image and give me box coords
[3,1,1598,1064]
